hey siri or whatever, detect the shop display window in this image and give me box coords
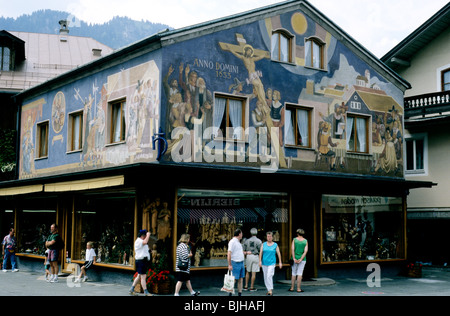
[177,189,289,268]
[18,209,56,255]
[73,191,135,267]
[321,195,405,263]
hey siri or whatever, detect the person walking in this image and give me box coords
[289,228,308,292]
[243,228,261,291]
[227,229,246,296]
[45,224,61,282]
[259,231,282,296]
[174,233,200,296]
[129,229,152,296]
[2,228,18,272]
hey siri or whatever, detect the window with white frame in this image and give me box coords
[284,104,312,148]
[405,134,426,174]
[442,68,450,91]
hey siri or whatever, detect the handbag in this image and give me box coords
[177,257,189,271]
[220,270,235,294]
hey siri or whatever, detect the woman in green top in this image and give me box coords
[289,228,308,292]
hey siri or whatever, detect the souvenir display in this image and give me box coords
[73,192,135,266]
[321,195,404,263]
[176,189,289,268]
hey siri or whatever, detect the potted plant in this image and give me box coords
[146,247,174,294]
[406,262,422,278]
[146,268,172,294]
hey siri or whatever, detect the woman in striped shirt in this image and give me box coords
[174,234,200,296]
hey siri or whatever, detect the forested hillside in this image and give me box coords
[0,9,171,49]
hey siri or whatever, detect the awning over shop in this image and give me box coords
[177,208,261,224]
[44,175,125,192]
[177,207,288,224]
[0,184,43,196]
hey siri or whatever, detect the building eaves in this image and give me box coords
[381,2,450,69]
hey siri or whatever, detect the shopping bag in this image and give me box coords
[220,270,235,294]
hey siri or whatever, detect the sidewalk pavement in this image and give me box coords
[1,266,449,296]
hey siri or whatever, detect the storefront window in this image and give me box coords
[177,189,289,268]
[18,209,56,255]
[73,191,135,267]
[321,195,405,263]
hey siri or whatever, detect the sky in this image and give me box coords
[0,0,448,58]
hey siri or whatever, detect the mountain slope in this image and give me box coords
[0,9,171,49]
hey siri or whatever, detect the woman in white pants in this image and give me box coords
[259,231,282,295]
[289,228,308,292]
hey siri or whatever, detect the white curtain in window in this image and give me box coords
[229,99,243,139]
[73,115,81,150]
[213,97,226,137]
[284,109,295,145]
[305,41,311,67]
[271,34,279,60]
[356,118,366,152]
[113,106,122,142]
[297,109,309,147]
[312,42,320,68]
[280,35,288,62]
[346,116,354,150]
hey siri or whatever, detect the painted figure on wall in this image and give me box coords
[51,92,65,134]
[20,99,44,177]
[219,34,287,168]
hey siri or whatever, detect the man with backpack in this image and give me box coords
[45,224,64,283]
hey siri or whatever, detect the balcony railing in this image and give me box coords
[404,91,450,118]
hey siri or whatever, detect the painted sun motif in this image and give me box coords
[291,12,308,35]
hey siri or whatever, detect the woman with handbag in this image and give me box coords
[174,234,200,296]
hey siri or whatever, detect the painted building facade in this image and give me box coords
[1,1,432,283]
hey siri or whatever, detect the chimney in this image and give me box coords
[59,20,69,42]
[92,49,102,57]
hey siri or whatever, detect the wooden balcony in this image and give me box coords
[404,91,450,118]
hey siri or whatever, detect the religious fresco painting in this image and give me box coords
[19,61,160,179]
[18,9,404,180]
[161,10,404,177]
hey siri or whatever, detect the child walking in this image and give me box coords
[44,249,51,281]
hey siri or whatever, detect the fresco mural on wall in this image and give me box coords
[20,98,44,177]
[19,9,404,180]
[19,60,160,179]
[161,10,404,177]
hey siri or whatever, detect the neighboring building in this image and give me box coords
[382,3,450,265]
[1,0,432,284]
[0,22,113,181]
